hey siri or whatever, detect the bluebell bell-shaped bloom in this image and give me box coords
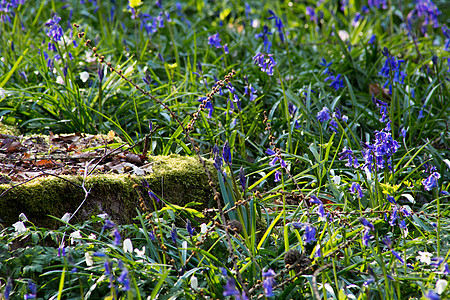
[222,141,232,164]
[244,85,257,101]
[339,146,358,168]
[363,277,375,286]
[350,182,364,198]
[149,230,156,241]
[223,277,240,297]
[383,236,392,248]
[362,229,372,246]
[255,25,272,52]
[389,206,398,226]
[113,228,121,245]
[24,280,37,300]
[422,172,440,191]
[252,52,276,76]
[4,278,12,300]
[171,225,177,244]
[391,250,404,264]
[368,0,388,9]
[369,34,376,45]
[360,218,374,231]
[325,74,345,91]
[305,6,317,22]
[186,220,195,236]
[274,170,282,182]
[208,32,222,48]
[117,268,131,291]
[239,166,246,191]
[387,195,397,205]
[412,0,441,32]
[268,10,284,42]
[288,102,297,115]
[45,14,64,43]
[304,225,316,244]
[319,58,333,75]
[316,107,331,122]
[103,219,116,230]
[425,290,440,300]
[262,269,276,297]
[399,219,407,229]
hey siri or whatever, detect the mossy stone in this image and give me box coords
[0,154,217,228]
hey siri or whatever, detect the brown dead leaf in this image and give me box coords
[34,159,56,168]
[369,83,391,101]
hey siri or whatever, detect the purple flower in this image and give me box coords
[117,268,131,291]
[319,58,333,75]
[223,277,240,296]
[186,220,195,236]
[268,10,284,42]
[208,32,222,48]
[171,225,177,244]
[149,230,156,241]
[360,218,374,231]
[24,281,37,300]
[422,172,440,191]
[339,146,358,168]
[103,220,116,230]
[255,25,272,52]
[369,34,376,45]
[222,141,232,164]
[363,277,375,286]
[239,166,246,191]
[350,182,364,198]
[274,170,282,182]
[4,278,12,300]
[113,228,121,246]
[387,195,397,204]
[325,74,345,91]
[391,250,404,264]
[45,14,64,43]
[316,107,331,122]
[262,269,276,297]
[252,52,277,76]
[304,225,316,244]
[425,290,440,300]
[362,229,372,246]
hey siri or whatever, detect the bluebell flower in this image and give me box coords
[399,219,407,229]
[113,228,121,246]
[389,206,398,226]
[223,277,240,296]
[425,290,440,300]
[350,182,364,198]
[24,280,37,300]
[4,278,12,300]
[222,141,232,164]
[149,230,156,241]
[103,219,116,230]
[319,58,333,75]
[316,107,331,122]
[171,225,177,244]
[363,277,375,286]
[368,34,376,45]
[362,228,372,246]
[305,6,317,22]
[186,220,195,236]
[268,10,284,42]
[368,0,388,9]
[239,166,246,191]
[45,14,64,43]
[252,52,277,76]
[387,195,397,205]
[304,225,316,244]
[274,170,282,182]
[262,269,276,297]
[422,172,440,191]
[255,25,272,52]
[383,236,392,248]
[410,0,441,34]
[208,32,222,48]
[360,218,374,231]
[325,74,345,91]
[339,146,358,168]
[117,268,131,291]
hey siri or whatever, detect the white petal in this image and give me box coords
[13,221,27,233]
[190,275,198,290]
[85,252,94,266]
[200,223,207,234]
[436,279,447,295]
[56,76,64,85]
[80,71,89,83]
[61,213,71,223]
[123,238,133,253]
[19,213,28,221]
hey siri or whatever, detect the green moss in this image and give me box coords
[0,154,217,228]
[0,122,20,135]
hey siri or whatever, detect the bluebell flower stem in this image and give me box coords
[435,188,441,257]
[275,66,292,153]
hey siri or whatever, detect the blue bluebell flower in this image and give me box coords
[252,52,277,76]
[239,166,246,191]
[255,25,272,52]
[363,277,375,286]
[316,107,331,122]
[325,74,345,91]
[387,195,397,205]
[274,170,282,182]
[186,220,195,236]
[368,0,388,9]
[171,225,177,244]
[268,10,284,42]
[117,268,131,291]
[244,84,257,101]
[262,269,276,297]
[222,141,232,164]
[223,277,240,297]
[149,230,156,241]
[113,228,121,246]
[304,225,316,244]
[305,6,317,22]
[4,278,12,300]
[425,290,440,300]
[339,146,359,168]
[208,32,222,48]
[319,58,333,75]
[369,34,376,45]
[103,219,116,230]
[422,172,440,191]
[350,182,364,198]
[24,280,37,300]
[409,0,441,34]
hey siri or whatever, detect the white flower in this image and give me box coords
[56,76,64,85]
[97,213,108,219]
[190,275,198,290]
[12,221,27,233]
[80,71,89,83]
[69,230,82,245]
[123,238,133,253]
[200,223,207,234]
[417,251,433,265]
[134,246,146,258]
[61,213,71,223]
[85,252,94,266]
[436,279,447,295]
[19,213,28,221]
[182,240,188,250]
[0,87,5,99]
[332,175,341,185]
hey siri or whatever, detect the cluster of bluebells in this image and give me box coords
[255,25,272,52]
[339,146,360,168]
[262,269,276,297]
[360,97,400,173]
[212,142,232,178]
[422,172,441,191]
[288,102,301,129]
[316,106,347,133]
[407,0,441,34]
[378,47,407,94]
[139,1,171,35]
[305,6,323,24]
[385,195,411,232]
[367,0,388,10]
[208,32,229,54]
[265,147,287,183]
[320,58,345,91]
[0,0,25,23]
[292,222,317,244]
[252,52,277,76]
[360,217,374,246]
[267,10,284,43]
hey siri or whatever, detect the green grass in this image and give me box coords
[0,0,450,299]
